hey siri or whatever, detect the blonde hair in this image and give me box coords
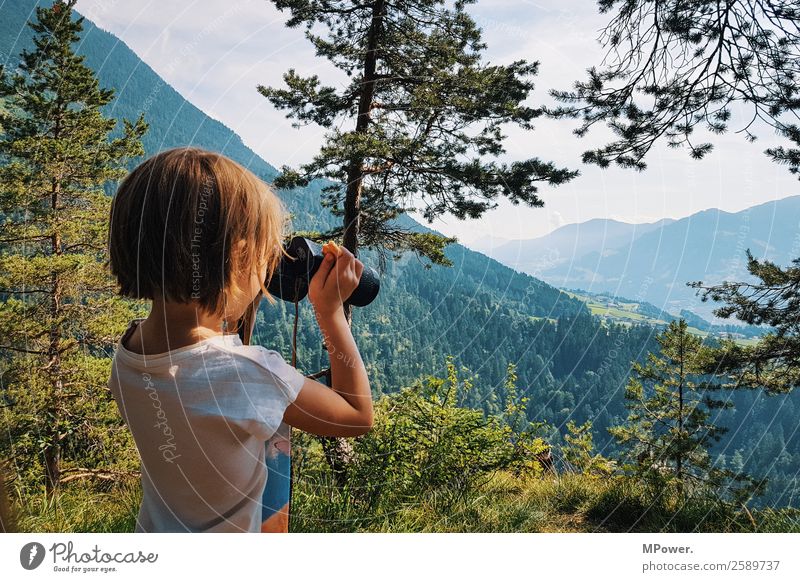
[108,146,288,315]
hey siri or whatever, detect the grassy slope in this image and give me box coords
[562,290,764,343]
[14,474,800,533]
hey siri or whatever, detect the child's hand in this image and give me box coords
[321,240,341,257]
[309,242,364,316]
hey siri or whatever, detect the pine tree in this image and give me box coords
[562,419,616,478]
[608,320,764,503]
[259,0,578,266]
[548,0,800,177]
[0,0,147,493]
[258,0,578,486]
[689,251,800,394]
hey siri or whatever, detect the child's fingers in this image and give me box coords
[332,248,353,275]
[310,251,336,292]
[337,246,354,262]
[322,240,342,257]
[348,258,360,284]
[313,246,361,304]
[330,250,351,283]
[331,250,358,296]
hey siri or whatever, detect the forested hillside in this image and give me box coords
[2,0,799,509]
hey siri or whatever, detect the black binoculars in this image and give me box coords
[266,237,380,307]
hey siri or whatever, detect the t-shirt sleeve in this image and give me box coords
[240,347,306,441]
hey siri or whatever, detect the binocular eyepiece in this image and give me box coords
[266,237,380,307]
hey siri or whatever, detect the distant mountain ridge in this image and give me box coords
[476,217,675,275]
[473,196,800,320]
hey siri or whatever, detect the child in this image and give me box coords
[106,147,373,533]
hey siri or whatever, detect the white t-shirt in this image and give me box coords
[108,319,305,533]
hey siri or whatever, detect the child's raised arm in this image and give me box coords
[281,246,373,437]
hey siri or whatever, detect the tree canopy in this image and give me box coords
[548,0,800,176]
[260,0,578,265]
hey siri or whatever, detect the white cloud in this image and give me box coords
[549,210,565,230]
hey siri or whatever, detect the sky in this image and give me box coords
[74,0,798,246]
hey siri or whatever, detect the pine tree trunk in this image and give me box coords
[676,333,685,498]
[45,277,63,495]
[319,437,355,489]
[45,293,64,495]
[323,0,385,486]
[44,429,61,495]
[45,165,64,495]
[342,0,384,259]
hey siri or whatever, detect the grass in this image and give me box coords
[13,479,140,533]
[290,470,800,533]
[529,316,558,324]
[10,472,800,533]
[733,336,763,347]
[564,290,763,344]
[587,303,655,322]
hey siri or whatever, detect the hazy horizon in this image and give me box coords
[473,193,800,247]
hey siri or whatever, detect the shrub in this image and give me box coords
[292,358,550,530]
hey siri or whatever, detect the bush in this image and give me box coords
[292,359,550,531]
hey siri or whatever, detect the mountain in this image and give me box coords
[479,217,674,276]
[468,234,511,255]
[478,197,800,320]
[1,0,336,226]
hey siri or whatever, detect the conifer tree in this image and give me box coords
[259,0,578,482]
[0,0,147,493]
[259,0,578,266]
[562,419,616,478]
[548,0,800,176]
[689,251,800,394]
[549,0,800,498]
[608,320,763,503]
